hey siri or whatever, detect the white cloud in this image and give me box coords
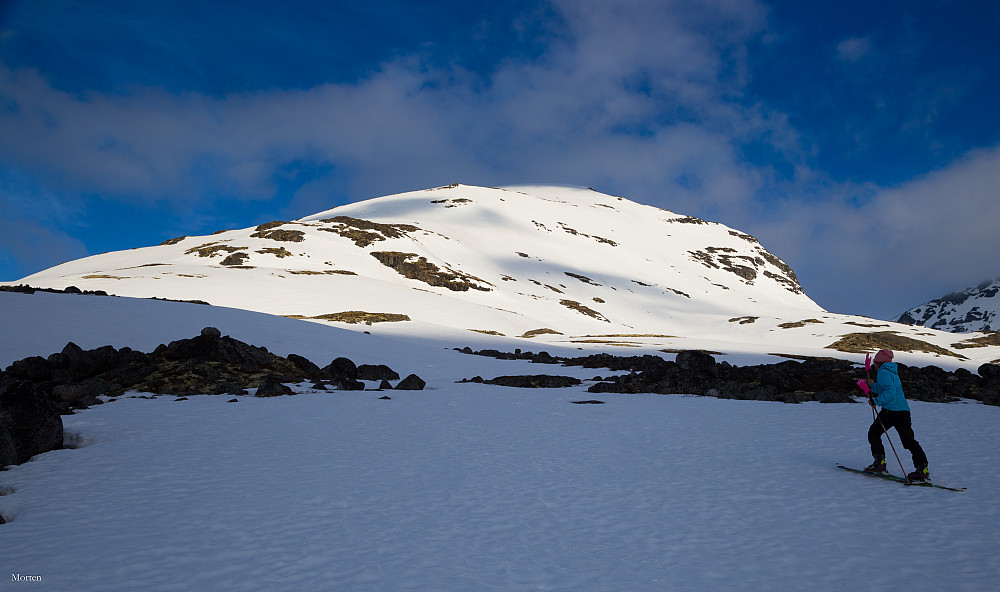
[0,0,778,216]
[746,147,1000,318]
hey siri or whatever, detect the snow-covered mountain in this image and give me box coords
[5,184,997,367]
[898,278,1000,333]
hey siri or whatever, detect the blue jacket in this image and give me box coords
[870,362,909,411]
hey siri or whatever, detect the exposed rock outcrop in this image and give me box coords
[0,377,64,468]
[1,328,422,416]
[455,347,999,405]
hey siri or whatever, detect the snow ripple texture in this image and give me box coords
[2,389,998,592]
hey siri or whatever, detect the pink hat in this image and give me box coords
[873,349,894,363]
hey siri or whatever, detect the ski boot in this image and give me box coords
[907,464,930,482]
[863,456,887,474]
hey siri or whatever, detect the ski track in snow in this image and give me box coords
[2,388,998,592]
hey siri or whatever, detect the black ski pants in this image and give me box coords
[868,409,928,468]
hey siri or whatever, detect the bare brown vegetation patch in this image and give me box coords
[951,332,1000,350]
[286,269,357,276]
[560,299,609,322]
[778,319,824,329]
[826,331,964,358]
[371,251,491,292]
[220,253,251,266]
[565,272,600,285]
[251,222,306,242]
[286,311,411,324]
[185,243,247,258]
[257,247,294,258]
[521,328,564,338]
[317,216,420,247]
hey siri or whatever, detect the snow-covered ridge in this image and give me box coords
[5,184,999,368]
[898,278,1000,333]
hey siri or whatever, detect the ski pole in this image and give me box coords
[870,398,909,483]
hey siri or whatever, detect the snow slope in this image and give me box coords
[2,291,999,592]
[898,277,1000,333]
[6,183,999,369]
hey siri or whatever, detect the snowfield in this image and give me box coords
[1,293,999,591]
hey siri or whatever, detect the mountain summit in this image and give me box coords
[898,278,1000,333]
[10,184,813,327]
[8,184,994,364]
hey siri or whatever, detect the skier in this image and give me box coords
[862,349,930,481]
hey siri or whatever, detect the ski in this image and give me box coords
[836,465,966,492]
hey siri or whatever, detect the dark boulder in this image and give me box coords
[675,350,718,376]
[0,421,16,467]
[254,379,294,398]
[162,334,272,373]
[979,363,1000,380]
[326,357,359,380]
[211,382,248,396]
[358,364,400,381]
[287,354,323,378]
[4,356,53,382]
[761,363,803,391]
[531,351,560,364]
[52,377,112,405]
[395,374,426,390]
[484,375,582,388]
[326,357,364,390]
[53,342,98,379]
[0,377,64,467]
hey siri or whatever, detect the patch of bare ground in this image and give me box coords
[371,251,491,292]
[185,243,247,258]
[256,247,294,258]
[951,332,1000,350]
[826,331,965,358]
[582,333,677,338]
[778,319,824,329]
[317,216,420,247]
[566,340,641,347]
[286,269,357,276]
[559,299,609,322]
[220,252,251,266]
[285,311,411,324]
[251,222,306,242]
[521,328,564,338]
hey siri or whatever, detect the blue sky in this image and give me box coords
[1,0,999,320]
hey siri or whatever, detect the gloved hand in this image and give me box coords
[856,378,871,395]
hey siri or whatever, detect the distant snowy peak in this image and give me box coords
[898,278,1000,333]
